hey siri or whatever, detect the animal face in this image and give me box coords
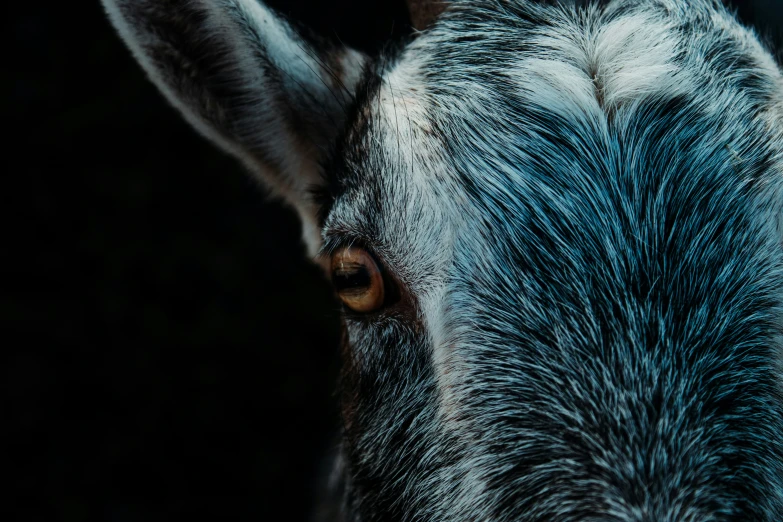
[103,0,783,520]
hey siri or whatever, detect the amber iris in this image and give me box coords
[330,247,385,313]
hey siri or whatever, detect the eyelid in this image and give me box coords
[320,232,384,265]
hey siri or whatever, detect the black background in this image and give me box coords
[5,1,781,521]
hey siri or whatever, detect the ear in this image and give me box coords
[407,0,449,31]
[101,0,368,256]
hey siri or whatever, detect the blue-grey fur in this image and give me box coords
[101,0,783,520]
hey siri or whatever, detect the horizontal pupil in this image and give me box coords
[333,266,371,291]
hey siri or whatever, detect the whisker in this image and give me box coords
[401,86,416,178]
[291,48,351,130]
[296,40,354,106]
[388,76,404,173]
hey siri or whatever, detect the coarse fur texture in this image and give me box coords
[102,0,783,520]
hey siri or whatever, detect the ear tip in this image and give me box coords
[100,0,157,27]
[99,0,125,16]
[99,0,132,32]
[408,0,450,32]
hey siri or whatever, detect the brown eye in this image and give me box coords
[330,247,385,313]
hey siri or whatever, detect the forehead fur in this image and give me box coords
[326,0,783,308]
[325,0,783,519]
[328,0,782,226]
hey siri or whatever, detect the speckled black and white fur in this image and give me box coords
[102,0,783,520]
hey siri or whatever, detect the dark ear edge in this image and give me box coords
[407,0,449,31]
[101,0,369,257]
